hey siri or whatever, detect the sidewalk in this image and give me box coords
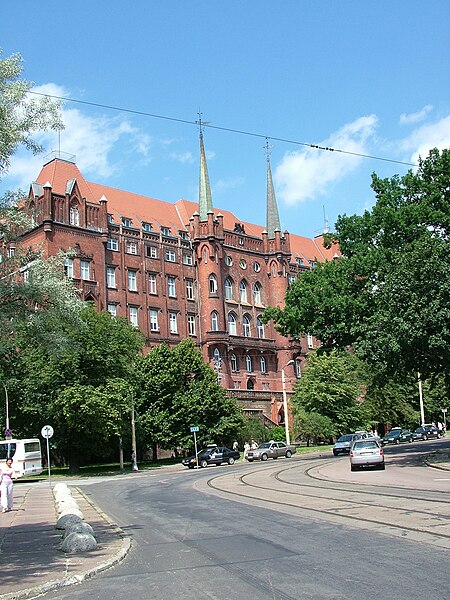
[0,483,130,600]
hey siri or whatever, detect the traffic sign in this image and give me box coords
[4,428,12,440]
[41,425,54,439]
[190,426,199,433]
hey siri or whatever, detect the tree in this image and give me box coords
[265,149,450,383]
[293,409,335,446]
[136,339,244,456]
[0,48,63,178]
[292,350,369,435]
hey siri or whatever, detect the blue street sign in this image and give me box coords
[190,426,199,433]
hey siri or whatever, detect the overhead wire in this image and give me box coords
[28,91,417,168]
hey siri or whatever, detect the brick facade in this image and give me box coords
[14,148,338,430]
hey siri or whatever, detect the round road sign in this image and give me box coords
[41,425,54,439]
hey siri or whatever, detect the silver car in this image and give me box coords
[349,439,385,471]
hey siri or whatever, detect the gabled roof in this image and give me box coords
[34,158,337,262]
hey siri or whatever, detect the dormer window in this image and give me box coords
[179,230,189,240]
[142,222,152,232]
[161,226,170,236]
[122,218,132,228]
[69,205,79,226]
[107,214,114,224]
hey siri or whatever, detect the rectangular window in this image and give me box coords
[186,279,194,300]
[126,240,138,255]
[128,269,137,292]
[161,226,171,236]
[169,312,178,334]
[64,258,74,278]
[146,245,157,258]
[149,309,159,331]
[142,222,152,232]
[183,253,193,265]
[7,247,15,258]
[69,206,79,226]
[80,260,90,281]
[167,276,176,297]
[106,267,116,288]
[165,249,176,262]
[107,238,119,251]
[307,334,314,349]
[148,273,157,294]
[122,218,132,227]
[187,315,196,336]
[107,304,117,317]
[129,307,138,327]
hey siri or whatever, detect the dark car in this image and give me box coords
[182,446,240,469]
[332,434,359,456]
[411,425,442,441]
[381,428,413,445]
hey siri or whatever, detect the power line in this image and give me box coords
[28,91,417,168]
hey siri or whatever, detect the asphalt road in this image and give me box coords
[43,438,450,600]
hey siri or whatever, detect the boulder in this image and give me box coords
[56,512,82,530]
[63,521,96,539]
[61,532,97,553]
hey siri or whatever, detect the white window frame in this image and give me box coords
[253,283,261,305]
[69,206,79,226]
[129,306,138,327]
[187,314,196,336]
[80,260,90,281]
[107,238,119,251]
[307,334,314,349]
[64,258,74,279]
[126,240,138,255]
[165,249,176,262]
[243,315,251,337]
[183,253,193,265]
[240,280,247,303]
[224,277,233,300]
[260,356,267,374]
[209,274,218,294]
[230,353,238,372]
[186,279,194,300]
[128,269,137,292]
[149,309,159,331]
[107,304,117,317]
[148,273,157,295]
[228,313,237,336]
[106,267,116,288]
[169,312,178,334]
[246,355,253,372]
[167,276,176,297]
[257,317,264,339]
[147,245,157,258]
[211,311,219,331]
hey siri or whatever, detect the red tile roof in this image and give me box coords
[35,158,337,263]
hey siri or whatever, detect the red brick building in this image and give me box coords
[18,135,337,429]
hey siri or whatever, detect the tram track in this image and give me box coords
[203,458,450,549]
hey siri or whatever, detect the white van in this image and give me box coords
[0,438,43,478]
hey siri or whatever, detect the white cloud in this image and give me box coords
[399,104,433,125]
[399,115,450,164]
[170,151,195,164]
[5,83,152,189]
[274,115,378,205]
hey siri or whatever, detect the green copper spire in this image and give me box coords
[266,156,281,239]
[199,131,213,221]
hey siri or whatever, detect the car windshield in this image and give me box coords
[354,441,379,450]
[388,430,401,436]
[338,435,354,442]
[260,443,271,448]
[415,428,424,433]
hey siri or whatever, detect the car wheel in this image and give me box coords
[395,439,400,445]
[286,450,292,458]
[379,463,386,470]
[200,459,208,468]
[228,457,235,465]
[350,464,358,472]
[422,435,426,440]
[333,451,338,456]
[188,465,194,469]
[261,453,268,461]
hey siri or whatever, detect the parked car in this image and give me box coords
[245,441,296,462]
[332,434,359,456]
[411,425,442,441]
[182,446,240,469]
[381,428,413,446]
[349,438,385,471]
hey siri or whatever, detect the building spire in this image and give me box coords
[265,139,281,239]
[197,113,213,222]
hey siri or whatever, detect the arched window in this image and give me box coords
[253,282,262,305]
[256,316,264,339]
[260,356,267,373]
[247,379,254,390]
[230,353,238,372]
[209,274,218,294]
[246,354,253,372]
[295,359,302,378]
[69,204,79,226]
[211,311,219,331]
[240,280,248,303]
[224,277,233,300]
[213,347,221,370]
[228,313,237,336]
[243,314,251,337]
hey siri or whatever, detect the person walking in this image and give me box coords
[243,441,250,459]
[232,440,239,452]
[1,457,15,512]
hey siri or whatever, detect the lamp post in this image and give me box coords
[417,372,425,427]
[442,408,448,431]
[281,360,294,445]
[3,384,9,431]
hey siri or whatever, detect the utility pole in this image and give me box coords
[131,402,139,472]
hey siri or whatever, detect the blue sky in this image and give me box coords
[1,1,449,237]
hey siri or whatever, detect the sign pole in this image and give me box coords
[190,426,199,469]
[41,425,54,489]
[46,436,51,488]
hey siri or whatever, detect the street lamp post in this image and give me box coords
[281,360,294,445]
[3,384,9,431]
[417,372,425,427]
[442,408,448,431]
